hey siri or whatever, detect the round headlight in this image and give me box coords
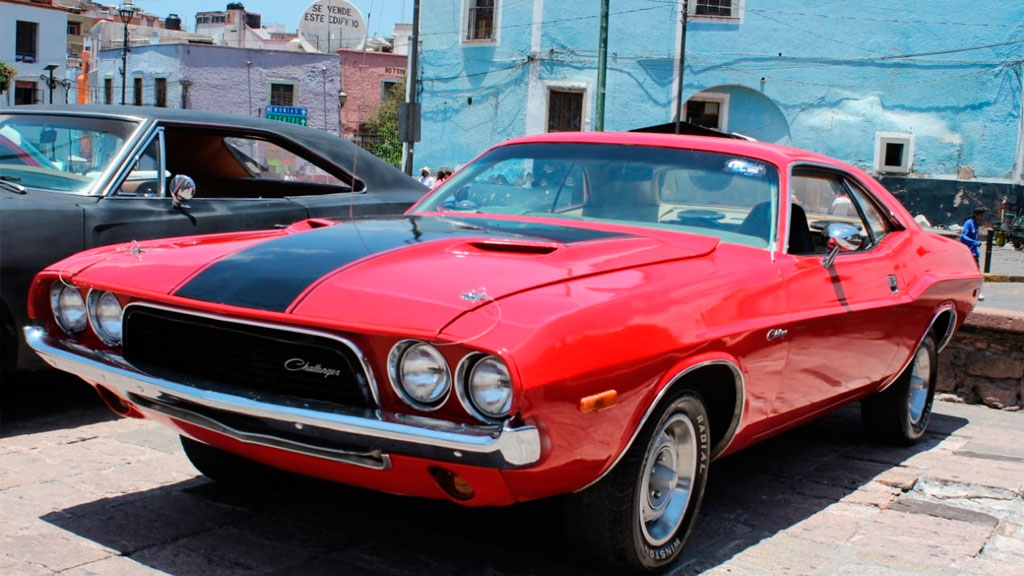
[50,283,87,334]
[468,356,512,419]
[88,291,123,345]
[392,341,451,408]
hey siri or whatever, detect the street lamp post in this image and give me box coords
[118,2,136,106]
[43,63,58,104]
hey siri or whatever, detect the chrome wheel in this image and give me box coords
[639,413,698,547]
[906,345,931,425]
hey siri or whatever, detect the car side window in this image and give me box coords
[844,178,892,243]
[161,128,360,199]
[222,137,344,186]
[790,171,879,254]
[114,136,163,197]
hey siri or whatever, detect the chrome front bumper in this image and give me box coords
[25,327,541,470]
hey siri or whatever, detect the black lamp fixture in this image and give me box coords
[43,63,59,104]
[118,1,136,105]
[338,90,347,109]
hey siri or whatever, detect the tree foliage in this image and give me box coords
[362,81,404,168]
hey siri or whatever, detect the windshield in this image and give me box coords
[0,114,139,195]
[413,143,780,249]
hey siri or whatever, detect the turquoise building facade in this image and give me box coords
[412,1,1024,224]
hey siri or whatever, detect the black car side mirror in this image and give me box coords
[170,174,196,210]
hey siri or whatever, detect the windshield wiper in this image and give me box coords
[0,177,27,194]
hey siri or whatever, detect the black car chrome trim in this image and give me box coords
[174,216,629,312]
[577,359,745,492]
[123,302,381,407]
[25,326,541,468]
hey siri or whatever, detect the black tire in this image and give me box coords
[180,436,278,486]
[565,390,711,573]
[861,333,938,446]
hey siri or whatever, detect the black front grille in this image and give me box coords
[123,306,374,408]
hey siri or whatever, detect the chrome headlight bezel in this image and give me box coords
[87,290,124,346]
[388,339,452,411]
[50,283,87,335]
[456,353,513,422]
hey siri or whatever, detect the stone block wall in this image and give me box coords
[938,309,1024,410]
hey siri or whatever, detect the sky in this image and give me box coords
[131,0,411,38]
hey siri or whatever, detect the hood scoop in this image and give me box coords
[465,240,560,255]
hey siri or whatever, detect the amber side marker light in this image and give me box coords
[429,466,475,501]
[578,390,618,413]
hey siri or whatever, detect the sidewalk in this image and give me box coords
[1,396,1021,576]
[983,243,1024,282]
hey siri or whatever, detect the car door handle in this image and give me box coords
[766,328,788,342]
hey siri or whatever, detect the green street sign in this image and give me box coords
[266,113,308,126]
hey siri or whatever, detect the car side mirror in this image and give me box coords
[169,174,196,210]
[822,222,866,268]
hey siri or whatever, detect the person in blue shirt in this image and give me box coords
[960,206,986,300]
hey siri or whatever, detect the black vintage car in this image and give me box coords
[1,105,426,374]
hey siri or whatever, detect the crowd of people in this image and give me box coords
[418,166,452,188]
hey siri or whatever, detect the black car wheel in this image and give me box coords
[565,389,710,572]
[861,333,938,446]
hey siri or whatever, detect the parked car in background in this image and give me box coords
[25,132,981,573]
[1,105,426,375]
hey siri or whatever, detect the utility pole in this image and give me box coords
[401,0,420,176]
[673,1,689,134]
[594,0,609,131]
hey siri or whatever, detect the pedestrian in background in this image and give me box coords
[419,166,436,188]
[960,206,986,300]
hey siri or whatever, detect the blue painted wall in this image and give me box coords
[414,0,1024,222]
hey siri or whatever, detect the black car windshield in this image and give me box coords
[413,142,780,249]
[0,114,139,195]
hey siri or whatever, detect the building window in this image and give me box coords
[16,21,38,63]
[104,78,113,105]
[155,78,167,107]
[269,83,296,106]
[684,92,730,131]
[874,132,914,174]
[133,77,143,105]
[688,0,742,20]
[380,79,401,103]
[68,22,82,36]
[14,81,37,105]
[465,0,496,41]
[548,90,584,132]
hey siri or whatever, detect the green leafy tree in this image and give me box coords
[362,81,404,168]
[0,62,17,94]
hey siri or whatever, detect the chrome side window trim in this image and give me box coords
[122,302,381,407]
[577,359,745,492]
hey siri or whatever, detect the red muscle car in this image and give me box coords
[24,132,982,572]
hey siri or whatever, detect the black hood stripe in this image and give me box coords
[174,216,626,312]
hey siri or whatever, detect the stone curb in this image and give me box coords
[964,307,1024,333]
[983,274,1024,283]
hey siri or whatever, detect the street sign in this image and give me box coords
[266,106,308,126]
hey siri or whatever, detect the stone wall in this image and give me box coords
[938,309,1024,410]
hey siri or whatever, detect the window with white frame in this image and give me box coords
[688,0,742,20]
[684,93,729,131]
[548,89,584,132]
[874,132,914,174]
[465,0,497,42]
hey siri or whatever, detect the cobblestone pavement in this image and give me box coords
[1,375,1022,576]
